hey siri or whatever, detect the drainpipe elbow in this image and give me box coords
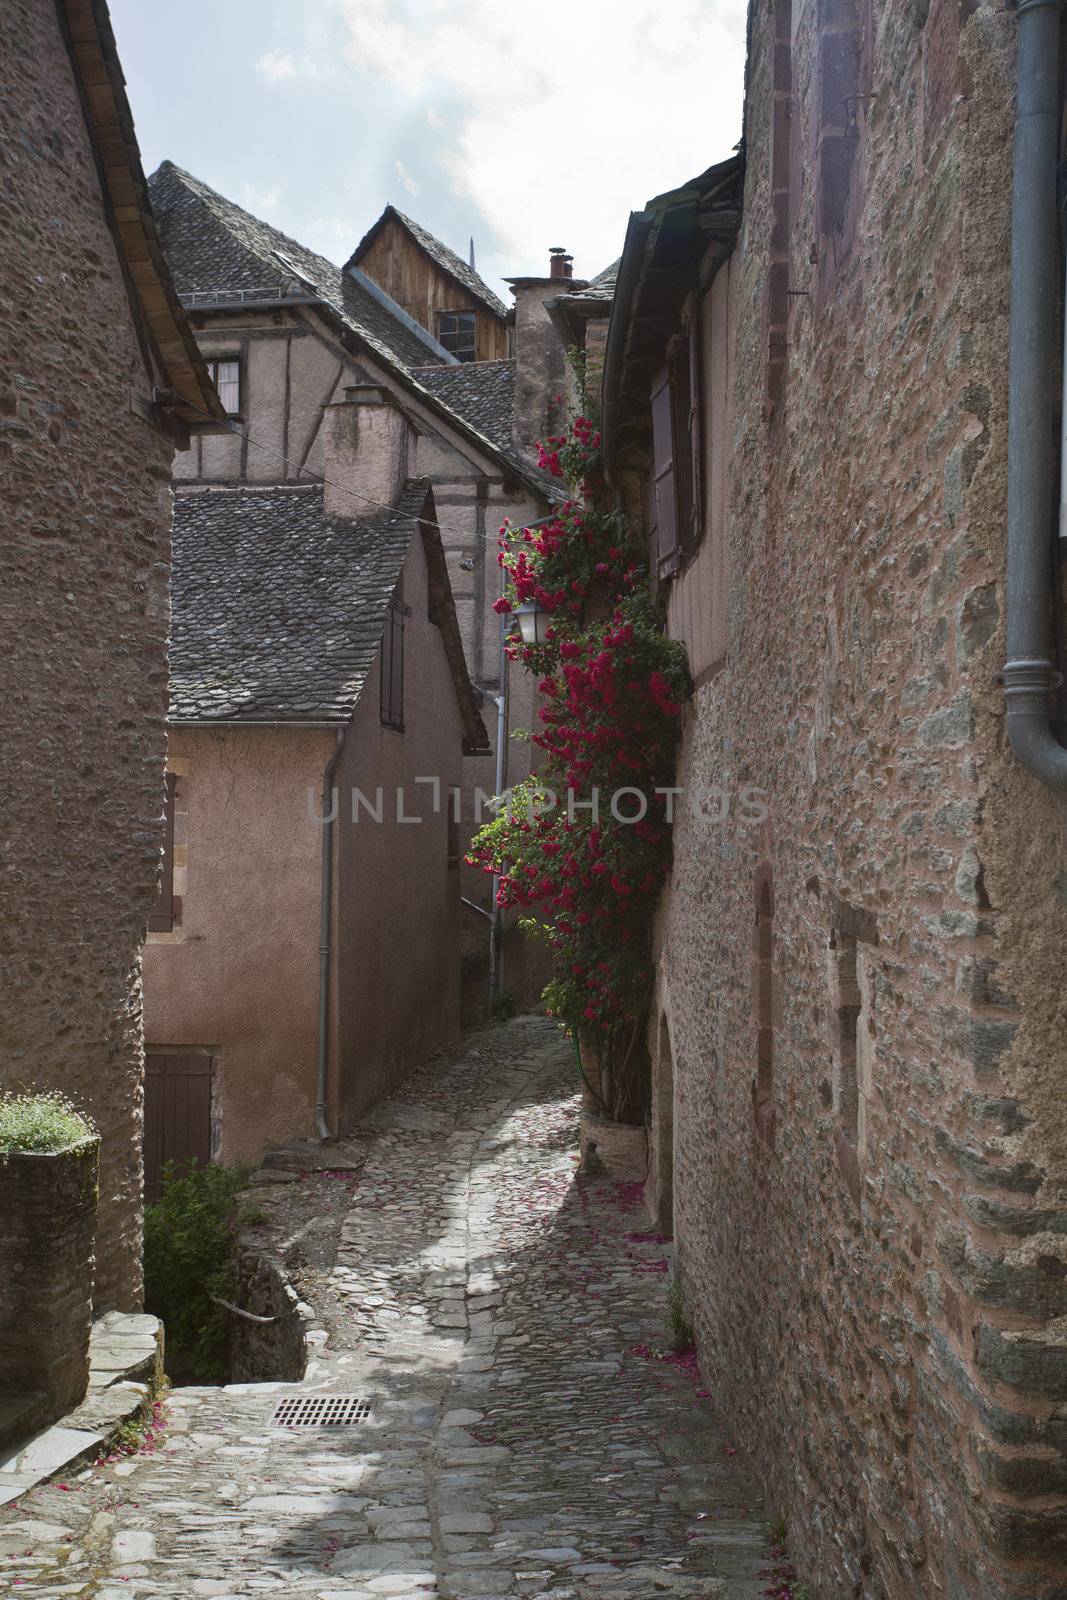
[1004,657,1067,789]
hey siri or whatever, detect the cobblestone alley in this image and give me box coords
[1,1018,769,1599]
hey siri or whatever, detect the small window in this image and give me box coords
[650,367,678,576]
[206,356,241,416]
[752,871,775,1149]
[437,311,476,362]
[380,583,408,730]
[650,336,699,578]
[148,772,176,933]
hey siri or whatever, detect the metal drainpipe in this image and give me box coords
[1004,0,1067,788]
[488,605,508,1015]
[315,729,346,1140]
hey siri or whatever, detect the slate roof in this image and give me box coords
[149,163,446,373]
[591,258,621,291]
[409,360,515,455]
[170,482,422,724]
[349,205,509,321]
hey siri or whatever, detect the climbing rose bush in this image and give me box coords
[469,404,688,1122]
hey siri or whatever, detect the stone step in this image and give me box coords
[0,1389,47,1455]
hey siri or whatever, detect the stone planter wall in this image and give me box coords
[0,1137,99,1421]
[579,1111,648,1181]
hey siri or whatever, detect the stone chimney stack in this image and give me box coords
[506,248,585,459]
[320,384,411,520]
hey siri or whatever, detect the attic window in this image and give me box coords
[205,357,241,417]
[437,310,476,361]
[272,249,319,296]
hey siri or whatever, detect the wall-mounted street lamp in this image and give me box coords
[512,600,553,648]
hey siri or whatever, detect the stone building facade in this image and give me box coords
[603,0,1067,1595]
[148,164,572,1014]
[0,0,223,1307]
[143,400,488,1179]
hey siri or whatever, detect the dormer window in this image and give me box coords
[436,310,476,362]
[205,356,241,417]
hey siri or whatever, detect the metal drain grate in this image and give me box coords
[270,1394,373,1428]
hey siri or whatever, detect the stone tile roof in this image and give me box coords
[149,163,445,373]
[349,205,509,321]
[590,258,621,291]
[409,360,515,454]
[148,165,555,503]
[170,482,422,723]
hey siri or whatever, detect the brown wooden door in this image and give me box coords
[144,1051,212,1203]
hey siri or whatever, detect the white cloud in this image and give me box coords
[336,0,745,281]
[242,182,281,216]
[394,158,419,196]
[256,50,297,80]
[255,49,328,82]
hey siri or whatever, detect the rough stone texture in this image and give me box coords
[649,2,1067,1597]
[0,1018,769,1597]
[0,0,178,1310]
[0,1311,161,1507]
[0,1140,98,1429]
[580,1113,649,1182]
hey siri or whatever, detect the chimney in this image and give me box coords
[548,246,575,281]
[320,384,411,520]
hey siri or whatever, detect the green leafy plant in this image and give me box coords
[0,1091,94,1152]
[468,363,688,1123]
[143,1160,249,1381]
[235,1204,268,1229]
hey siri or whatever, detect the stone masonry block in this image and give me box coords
[0,1137,99,1421]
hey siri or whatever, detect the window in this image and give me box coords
[767,0,793,417]
[380,583,408,730]
[205,356,241,416]
[650,324,701,578]
[148,772,176,933]
[752,871,775,1149]
[827,907,878,1204]
[437,311,476,362]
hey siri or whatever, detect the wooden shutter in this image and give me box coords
[686,308,704,551]
[148,772,175,933]
[380,593,406,730]
[650,367,678,576]
[671,334,694,559]
[144,1051,212,1203]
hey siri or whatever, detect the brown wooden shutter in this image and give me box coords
[686,307,703,550]
[650,367,678,576]
[148,772,175,933]
[380,592,406,730]
[671,335,694,559]
[144,1050,213,1203]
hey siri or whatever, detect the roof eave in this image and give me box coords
[601,152,743,478]
[58,0,227,432]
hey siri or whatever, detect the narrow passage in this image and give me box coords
[2,1016,768,1599]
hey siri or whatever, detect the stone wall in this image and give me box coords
[0,1139,99,1421]
[655,0,1067,1595]
[0,0,175,1309]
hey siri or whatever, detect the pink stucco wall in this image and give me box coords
[335,527,465,1127]
[144,725,333,1165]
[144,525,467,1166]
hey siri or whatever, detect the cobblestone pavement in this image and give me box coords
[1,1017,768,1599]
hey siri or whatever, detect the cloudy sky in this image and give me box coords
[110,0,745,298]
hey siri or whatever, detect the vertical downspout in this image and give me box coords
[488,592,509,1014]
[316,729,345,1140]
[1004,0,1067,788]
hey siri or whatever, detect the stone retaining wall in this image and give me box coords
[0,1139,99,1421]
